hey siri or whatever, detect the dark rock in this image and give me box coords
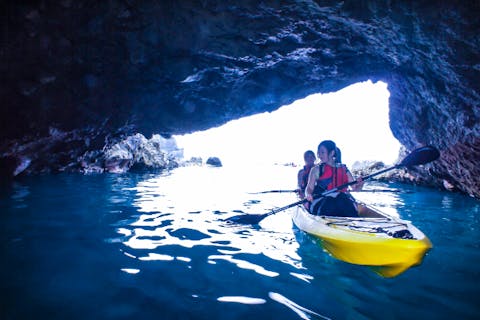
[0,155,23,178]
[206,157,222,167]
[0,1,478,197]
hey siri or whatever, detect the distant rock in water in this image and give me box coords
[184,157,203,166]
[351,160,386,177]
[206,157,222,167]
[351,158,443,189]
[83,133,183,174]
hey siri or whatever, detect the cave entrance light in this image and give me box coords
[174,80,400,168]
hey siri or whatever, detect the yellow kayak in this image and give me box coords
[291,202,432,277]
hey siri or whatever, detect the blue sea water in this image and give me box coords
[1,165,479,319]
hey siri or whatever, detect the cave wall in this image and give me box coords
[1,1,479,197]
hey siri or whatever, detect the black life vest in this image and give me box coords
[299,164,314,191]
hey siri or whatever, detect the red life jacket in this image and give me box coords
[315,163,350,193]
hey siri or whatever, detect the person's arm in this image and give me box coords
[297,169,303,189]
[346,170,363,191]
[305,166,318,202]
[297,169,305,197]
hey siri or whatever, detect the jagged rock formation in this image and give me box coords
[91,133,182,173]
[1,1,479,197]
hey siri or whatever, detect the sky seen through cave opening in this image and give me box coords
[174,80,401,168]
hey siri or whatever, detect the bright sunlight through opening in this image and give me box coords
[174,80,400,168]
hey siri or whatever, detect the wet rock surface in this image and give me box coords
[90,133,183,174]
[206,157,223,167]
[351,160,445,193]
[1,1,479,197]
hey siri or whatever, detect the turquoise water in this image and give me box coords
[1,165,479,319]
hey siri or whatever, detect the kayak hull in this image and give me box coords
[291,203,432,277]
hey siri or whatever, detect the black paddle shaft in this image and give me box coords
[320,145,440,196]
[227,145,440,225]
[321,164,400,196]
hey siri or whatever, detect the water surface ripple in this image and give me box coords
[1,165,479,319]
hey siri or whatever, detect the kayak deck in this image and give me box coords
[291,203,432,277]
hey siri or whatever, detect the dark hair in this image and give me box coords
[335,147,342,163]
[304,150,315,160]
[318,140,341,163]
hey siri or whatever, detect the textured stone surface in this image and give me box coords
[206,157,223,167]
[101,133,182,173]
[1,1,479,197]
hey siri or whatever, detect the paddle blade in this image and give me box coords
[225,199,307,225]
[399,146,440,167]
[225,213,269,225]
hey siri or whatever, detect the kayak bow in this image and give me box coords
[291,203,432,277]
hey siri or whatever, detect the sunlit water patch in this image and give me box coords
[116,165,303,276]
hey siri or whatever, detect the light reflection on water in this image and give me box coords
[119,165,304,276]
[115,164,335,318]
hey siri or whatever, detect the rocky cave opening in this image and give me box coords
[174,80,400,168]
[1,1,478,197]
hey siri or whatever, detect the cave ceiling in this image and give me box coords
[1,1,479,197]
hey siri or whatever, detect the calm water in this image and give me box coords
[1,165,479,320]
